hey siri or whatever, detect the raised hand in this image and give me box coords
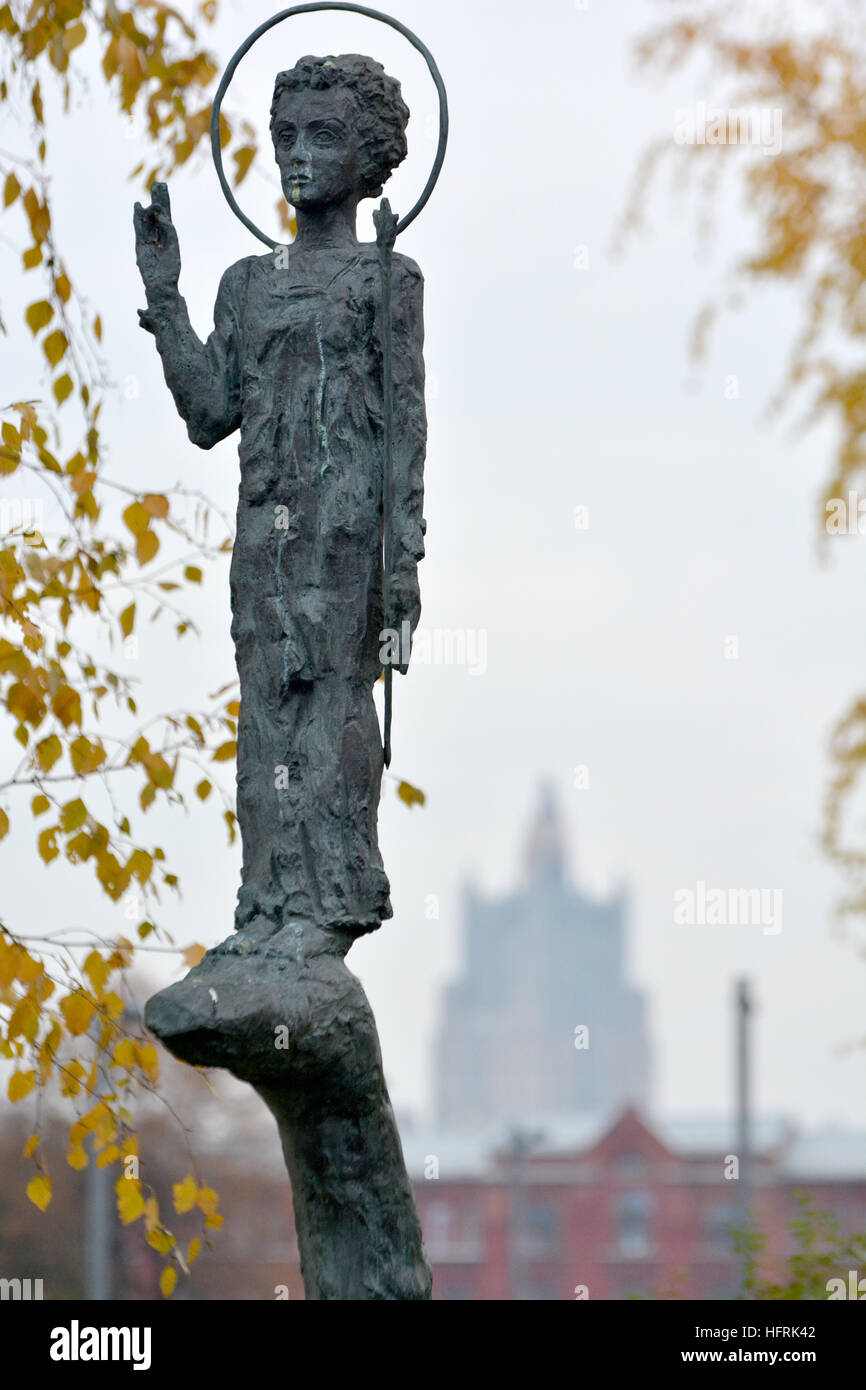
[133,181,181,303]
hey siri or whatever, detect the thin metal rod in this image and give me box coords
[376,202,396,766]
[736,977,753,1298]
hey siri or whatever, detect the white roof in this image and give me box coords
[398,1111,866,1182]
[782,1130,866,1181]
[659,1114,794,1158]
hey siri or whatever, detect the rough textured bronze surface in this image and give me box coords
[135,52,431,1300]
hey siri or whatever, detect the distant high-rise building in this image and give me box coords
[434,785,651,1130]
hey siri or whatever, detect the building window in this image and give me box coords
[425,1200,452,1251]
[528,1284,557,1300]
[704,1202,736,1252]
[526,1201,558,1254]
[616,1191,653,1258]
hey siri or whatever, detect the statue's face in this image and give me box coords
[272,86,364,210]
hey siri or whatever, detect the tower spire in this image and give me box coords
[524,781,565,888]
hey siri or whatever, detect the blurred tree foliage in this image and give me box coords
[738,1193,866,1299]
[0,0,283,1295]
[622,0,866,938]
[0,1035,280,1298]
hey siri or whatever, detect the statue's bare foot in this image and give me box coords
[144,922,378,1089]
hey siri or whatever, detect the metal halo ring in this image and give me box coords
[209,3,448,250]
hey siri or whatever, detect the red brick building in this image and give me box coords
[403,1108,865,1300]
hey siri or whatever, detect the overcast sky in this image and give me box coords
[3,0,866,1139]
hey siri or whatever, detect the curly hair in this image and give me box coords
[270,54,409,199]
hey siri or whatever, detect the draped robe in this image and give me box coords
[144,245,426,936]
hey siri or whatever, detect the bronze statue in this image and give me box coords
[136,52,433,1301]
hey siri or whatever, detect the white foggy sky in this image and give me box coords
[2,0,865,1136]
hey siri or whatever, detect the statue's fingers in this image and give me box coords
[150,181,171,219]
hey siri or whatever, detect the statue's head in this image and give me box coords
[270,54,409,211]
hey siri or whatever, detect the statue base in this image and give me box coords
[145,924,432,1300]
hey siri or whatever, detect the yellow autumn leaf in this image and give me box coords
[136,529,159,565]
[66,1142,88,1170]
[36,734,62,771]
[197,1184,219,1215]
[187,1236,201,1266]
[212,741,237,762]
[23,1134,40,1158]
[60,991,95,1036]
[397,780,426,809]
[8,1069,36,1103]
[64,20,87,52]
[173,1174,199,1214]
[147,1227,175,1255]
[117,1180,145,1225]
[25,300,53,334]
[113,1038,136,1068]
[37,826,59,863]
[232,144,256,185]
[136,1042,159,1082]
[53,373,74,405]
[25,300,54,334]
[142,493,169,519]
[182,943,206,967]
[160,1266,177,1298]
[42,329,68,366]
[26,1174,51,1211]
[122,500,149,535]
[120,602,136,638]
[102,991,125,1020]
[59,1058,85,1097]
[60,797,87,832]
[83,949,110,995]
[16,949,43,986]
[8,996,38,1041]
